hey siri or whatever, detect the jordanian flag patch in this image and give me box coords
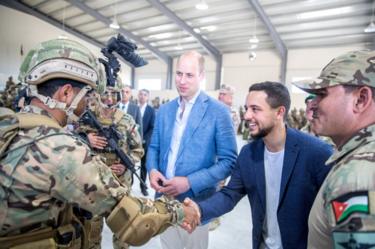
[331,191,369,224]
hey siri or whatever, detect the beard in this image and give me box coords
[250,124,273,140]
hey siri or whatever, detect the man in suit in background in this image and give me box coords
[119,84,143,137]
[138,88,155,196]
[146,50,237,249]
[186,82,333,249]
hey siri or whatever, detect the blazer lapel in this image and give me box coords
[278,128,299,207]
[253,140,266,211]
[162,100,179,163]
[177,93,208,159]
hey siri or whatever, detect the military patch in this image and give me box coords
[333,232,375,249]
[331,191,369,224]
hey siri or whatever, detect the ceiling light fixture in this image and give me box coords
[110,17,120,29]
[365,1,375,33]
[201,25,217,32]
[195,0,208,10]
[297,6,352,20]
[109,0,120,30]
[249,36,259,44]
[249,15,259,44]
[249,51,257,61]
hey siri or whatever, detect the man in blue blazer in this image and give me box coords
[188,82,332,249]
[146,51,237,249]
[138,89,156,196]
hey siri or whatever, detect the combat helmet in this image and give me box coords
[19,38,105,119]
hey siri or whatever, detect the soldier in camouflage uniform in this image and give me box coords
[0,38,199,249]
[294,50,375,248]
[0,76,23,111]
[76,83,144,249]
[300,94,334,147]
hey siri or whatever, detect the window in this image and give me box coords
[138,78,162,90]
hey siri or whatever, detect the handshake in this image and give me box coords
[149,170,202,233]
[181,198,201,233]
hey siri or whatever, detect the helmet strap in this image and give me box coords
[27,85,92,121]
[27,85,67,109]
[65,85,92,122]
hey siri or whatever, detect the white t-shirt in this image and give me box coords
[261,147,285,249]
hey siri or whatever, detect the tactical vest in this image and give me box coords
[96,109,124,166]
[0,109,88,249]
[78,109,134,187]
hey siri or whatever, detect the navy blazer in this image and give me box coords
[198,128,333,249]
[147,92,237,202]
[142,104,155,148]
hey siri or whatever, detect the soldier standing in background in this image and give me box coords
[301,94,334,147]
[0,38,199,249]
[76,82,143,249]
[218,84,240,133]
[0,76,23,110]
[294,50,375,248]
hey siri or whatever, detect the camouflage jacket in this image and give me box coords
[308,124,375,248]
[0,105,129,236]
[77,107,143,164]
[76,107,144,186]
[300,123,335,147]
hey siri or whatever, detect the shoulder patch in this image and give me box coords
[331,191,369,224]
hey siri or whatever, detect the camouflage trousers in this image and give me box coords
[87,216,129,249]
[87,216,103,249]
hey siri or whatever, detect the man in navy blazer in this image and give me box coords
[187,82,332,249]
[138,88,155,196]
[146,51,237,249]
[119,84,143,137]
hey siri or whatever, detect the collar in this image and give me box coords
[22,104,59,123]
[178,90,201,106]
[326,124,375,165]
[139,103,147,108]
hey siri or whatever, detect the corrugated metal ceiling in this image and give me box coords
[4,0,375,61]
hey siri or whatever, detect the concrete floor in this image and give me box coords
[102,136,252,249]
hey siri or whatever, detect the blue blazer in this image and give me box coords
[142,105,155,148]
[146,92,237,202]
[198,128,333,249]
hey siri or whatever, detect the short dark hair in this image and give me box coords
[249,81,291,119]
[37,78,87,97]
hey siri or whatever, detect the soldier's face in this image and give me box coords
[101,89,119,108]
[310,85,354,145]
[244,91,281,139]
[305,100,314,122]
[218,92,233,107]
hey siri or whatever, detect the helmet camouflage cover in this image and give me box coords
[294,50,375,92]
[19,38,105,89]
